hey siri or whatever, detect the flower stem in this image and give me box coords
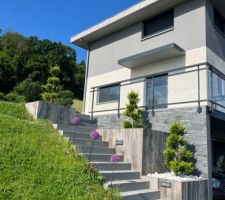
[89,139,95,163]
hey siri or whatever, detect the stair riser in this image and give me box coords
[58,124,97,131]
[85,155,123,162]
[94,163,131,171]
[58,121,97,128]
[64,132,102,140]
[107,181,150,192]
[60,127,97,133]
[101,172,140,181]
[77,146,115,154]
[71,139,108,147]
[122,191,160,200]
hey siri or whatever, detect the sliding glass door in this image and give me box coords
[146,75,168,109]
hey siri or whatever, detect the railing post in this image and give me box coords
[91,88,95,120]
[197,65,202,113]
[151,76,155,116]
[117,84,121,118]
[145,78,148,111]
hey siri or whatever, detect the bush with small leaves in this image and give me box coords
[14,78,42,102]
[122,91,144,128]
[0,92,4,100]
[163,121,194,176]
[42,66,74,106]
[54,90,74,106]
[4,92,26,103]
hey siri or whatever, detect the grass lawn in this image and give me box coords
[0,101,120,200]
[72,99,83,113]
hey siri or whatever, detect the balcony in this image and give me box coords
[88,62,225,119]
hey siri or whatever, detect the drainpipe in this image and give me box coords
[82,41,90,115]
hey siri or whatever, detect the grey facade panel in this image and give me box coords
[206,0,225,62]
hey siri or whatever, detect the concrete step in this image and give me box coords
[80,153,123,162]
[64,132,102,140]
[91,162,131,171]
[76,146,115,154]
[57,124,97,133]
[100,171,140,181]
[70,138,108,147]
[105,179,150,192]
[121,189,160,200]
[73,113,91,121]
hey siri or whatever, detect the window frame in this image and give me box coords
[214,7,225,38]
[146,74,168,109]
[142,9,174,40]
[97,83,120,104]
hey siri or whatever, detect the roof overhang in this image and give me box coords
[118,43,185,68]
[70,0,188,49]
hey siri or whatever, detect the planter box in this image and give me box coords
[25,101,77,125]
[98,128,168,175]
[148,176,208,200]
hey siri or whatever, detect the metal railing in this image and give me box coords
[88,62,225,119]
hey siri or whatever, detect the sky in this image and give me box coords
[0,0,140,63]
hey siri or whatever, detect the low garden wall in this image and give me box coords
[98,128,168,175]
[25,101,76,124]
[148,176,208,200]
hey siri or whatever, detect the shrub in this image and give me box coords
[4,92,25,103]
[54,90,74,106]
[42,66,62,103]
[122,91,144,128]
[14,78,42,102]
[0,92,4,100]
[42,66,73,106]
[163,121,194,176]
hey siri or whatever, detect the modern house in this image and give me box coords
[71,0,225,199]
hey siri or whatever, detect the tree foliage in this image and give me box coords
[0,30,85,100]
[122,91,144,128]
[163,121,194,175]
[42,66,74,106]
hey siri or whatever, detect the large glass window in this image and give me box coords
[214,8,225,35]
[146,75,168,109]
[143,9,174,38]
[209,71,225,107]
[98,84,120,103]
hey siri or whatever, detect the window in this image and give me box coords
[143,9,174,38]
[146,75,168,109]
[214,8,225,35]
[98,84,120,103]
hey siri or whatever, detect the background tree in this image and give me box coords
[0,30,85,101]
[122,91,144,128]
[163,121,194,176]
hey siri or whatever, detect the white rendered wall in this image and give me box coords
[85,47,208,115]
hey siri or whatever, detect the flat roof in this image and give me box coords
[70,0,187,49]
[118,43,185,68]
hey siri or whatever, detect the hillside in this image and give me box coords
[0,101,120,200]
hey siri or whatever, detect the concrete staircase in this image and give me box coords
[55,116,160,200]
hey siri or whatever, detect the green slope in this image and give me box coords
[0,101,120,200]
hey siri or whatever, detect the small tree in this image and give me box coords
[42,66,62,103]
[42,66,73,106]
[122,91,144,128]
[163,121,194,176]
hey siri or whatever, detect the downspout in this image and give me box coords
[82,43,90,114]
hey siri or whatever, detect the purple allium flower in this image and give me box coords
[90,130,100,140]
[71,116,80,125]
[111,154,120,163]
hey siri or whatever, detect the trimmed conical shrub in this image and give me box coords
[122,91,144,128]
[163,121,194,175]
